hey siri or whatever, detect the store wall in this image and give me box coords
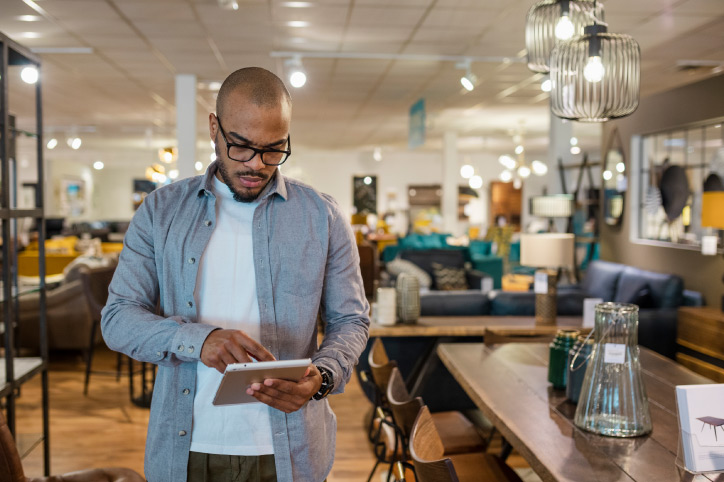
[601,73,724,307]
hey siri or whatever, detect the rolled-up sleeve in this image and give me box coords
[312,199,370,394]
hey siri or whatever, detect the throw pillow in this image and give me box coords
[431,262,468,291]
[385,258,432,289]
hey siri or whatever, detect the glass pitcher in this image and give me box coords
[573,302,652,437]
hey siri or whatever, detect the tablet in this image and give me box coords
[212,358,312,406]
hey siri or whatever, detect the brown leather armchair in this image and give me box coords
[0,410,144,482]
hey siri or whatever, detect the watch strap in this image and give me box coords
[312,365,334,400]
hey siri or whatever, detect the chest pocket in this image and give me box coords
[274,242,324,296]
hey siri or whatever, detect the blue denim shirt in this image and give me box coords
[101,163,370,481]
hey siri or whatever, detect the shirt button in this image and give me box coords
[204,220,212,226]
[187,346,195,354]
[188,257,196,264]
[183,389,190,395]
[187,301,193,307]
[179,430,187,436]
[178,345,185,352]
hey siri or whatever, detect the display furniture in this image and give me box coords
[438,342,715,482]
[0,31,49,474]
[677,306,724,382]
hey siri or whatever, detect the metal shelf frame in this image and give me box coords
[0,31,50,475]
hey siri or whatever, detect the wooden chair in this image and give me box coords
[386,367,485,455]
[409,406,523,482]
[0,409,144,482]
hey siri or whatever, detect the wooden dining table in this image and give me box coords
[437,342,724,482]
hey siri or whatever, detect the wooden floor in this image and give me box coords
[16,346,538,481]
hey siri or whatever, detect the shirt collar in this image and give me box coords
[197,161,288,201]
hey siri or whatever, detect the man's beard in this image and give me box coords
[215,146,274,203]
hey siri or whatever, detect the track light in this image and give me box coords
[46,138,57,149]
[285,56,307,88]
[455,59,477,92]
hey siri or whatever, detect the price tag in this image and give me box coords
[702,235,718,256]
[583,298,603,328]
[604,343,626,364]
[534,272,548,294]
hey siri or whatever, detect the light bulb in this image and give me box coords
[584,56,605,83]
[531,160,548,175]
[616,162,625,173]
[71,137,82,150]
[518,166,531,178]
[373,147,382,162]
[570,137,578,146]
[46,138,57,149]
[195,161,203,171]
[541,78,552,92]
[163,151,173,163]
[21,66,38,84]
[469,175,483,189]
[289,70,306,88]
[570,146,581,155]
[498,155,516,170]
[93,161,104,170]
[515,145,524,155]
[603,170,613,181]
[169,169,179,179]
[460,164,474,179]
[555,14,575,40]
[500,170,513,182]
[513,178,523,190]
[460,75,474,92]
[363,176,372,185]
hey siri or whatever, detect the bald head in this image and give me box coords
[216,67,291,120]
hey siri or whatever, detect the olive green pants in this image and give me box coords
[187,452,277,482]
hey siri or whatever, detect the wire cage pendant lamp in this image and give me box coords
[525,0,603,73]
[549,7,641,122]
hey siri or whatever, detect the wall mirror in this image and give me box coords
[603,127,626,226]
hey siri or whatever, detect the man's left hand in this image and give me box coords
[246,365,322,413]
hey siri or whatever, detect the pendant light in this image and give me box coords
[525,0,603,73]
[549,4,640,122]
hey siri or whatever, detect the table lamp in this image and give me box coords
[701,191,724,310]
[521,233,575,325]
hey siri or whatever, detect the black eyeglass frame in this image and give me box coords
[215,116,291,166]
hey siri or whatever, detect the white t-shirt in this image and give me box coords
[189,175,273,455]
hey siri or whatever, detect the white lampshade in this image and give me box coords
[521,233,574,268]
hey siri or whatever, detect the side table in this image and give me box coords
[677,306,724,382]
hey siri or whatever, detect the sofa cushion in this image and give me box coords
[614,266,683,309]
[582,260,624,301]
[432,263,469,291]
[400,249,467,281]
[385,258,432,289]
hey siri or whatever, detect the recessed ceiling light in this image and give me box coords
[282,1,313,7]
[287,21,309,28]
[16,15,42,22]
[21,32,41,39]
[93,161,104,170]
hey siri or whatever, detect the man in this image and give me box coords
[101,67,370,482]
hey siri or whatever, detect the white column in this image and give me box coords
[548,112,573,194]
[442,131,459,236]
[176,74,197,180]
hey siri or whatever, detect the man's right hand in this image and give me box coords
[200,329,275,373]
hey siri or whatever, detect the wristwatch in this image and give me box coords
[312,366,334,400]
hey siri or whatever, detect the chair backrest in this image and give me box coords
[386,367,424,439]
[0,409,26,482]
[368,338,397,397]
[79,264,117,320]
[409,405,458,482]
[483,327,557,347]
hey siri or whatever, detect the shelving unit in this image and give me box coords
[1,31,50,475]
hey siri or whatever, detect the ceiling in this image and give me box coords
[1,0,723,167]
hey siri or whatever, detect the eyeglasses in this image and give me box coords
[216,117,291,166]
